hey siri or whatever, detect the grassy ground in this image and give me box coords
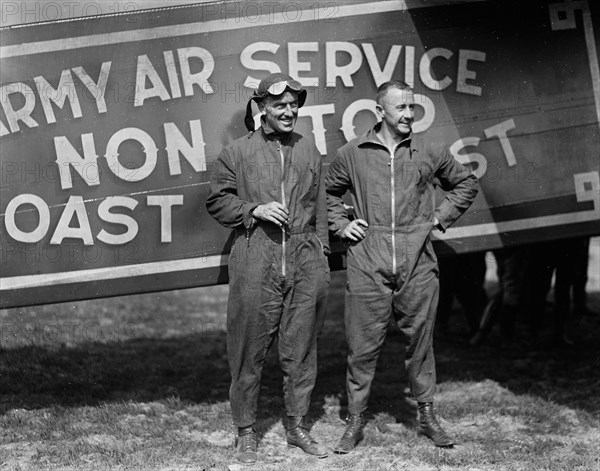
[1,245,599,470]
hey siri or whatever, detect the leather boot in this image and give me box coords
[286,416,329,458]
[417,402,454,447]
[235,425,257,463]
[334,413,365,454]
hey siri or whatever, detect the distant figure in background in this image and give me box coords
[552,236,593,343]
[559,236,593,319]
[470,247,525,346]
[437,251,487,337]
[326,80,478,453]
[521,236,591,347]
[206,73,330,463]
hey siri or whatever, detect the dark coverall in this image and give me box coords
[326,123,478,414]
[206,120,330,428]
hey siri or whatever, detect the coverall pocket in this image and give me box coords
[300,165,318,209]
[409,162,434,221]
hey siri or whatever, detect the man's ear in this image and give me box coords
[375,104,384,119]
[257,100,266,115]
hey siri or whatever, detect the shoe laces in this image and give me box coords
[294,425,315,443]
[238,431,257,452]
[419,406,444,430]
[344,415,364,435]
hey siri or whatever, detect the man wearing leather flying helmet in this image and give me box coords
[207,73,330,463]
[243,72,307,134]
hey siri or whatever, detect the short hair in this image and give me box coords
[376,80,413,105]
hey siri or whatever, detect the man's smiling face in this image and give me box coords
[260,91,299,134]
[377,88,415,138]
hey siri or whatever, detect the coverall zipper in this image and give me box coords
[389,148,397,275]
[369,138,410,276]
[278,142,286,277]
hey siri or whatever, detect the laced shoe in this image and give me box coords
[334,413,365,454]
[286,416,329,458]
[235,428,257,463]
[417,402,454,447]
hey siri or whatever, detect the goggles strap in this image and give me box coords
[244,100,256,132]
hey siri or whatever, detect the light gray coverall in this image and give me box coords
[206,120,330,427]
[326,123,478,414]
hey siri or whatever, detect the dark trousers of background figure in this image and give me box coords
[521,237,590,345]
[437,252,488,337]
[470,247,526,346]
[555,237,590,318]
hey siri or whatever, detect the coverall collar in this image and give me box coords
[259,116,293,144]
[358,122,412,151]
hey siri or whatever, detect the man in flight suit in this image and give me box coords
[206,73,330,463]
[326,80,479,452]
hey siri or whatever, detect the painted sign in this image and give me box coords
[1,0,599,307]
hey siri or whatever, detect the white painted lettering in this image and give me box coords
[484,119,516,166]
[1,82,39,133]
[299,104,336,155]
[50,195,93,245]
[105,128,158,182]
[178,47,215,95]
[362,43,402,87]
[241,42,281,89]
[147,195,184,243]
[34,70,82,124]
[450,137,487,179]
[135,54,171,107]
[326,41,362,87]
[4,194,50,243]
[164,120,206,174]
[72,62,111,114]
[420,48,453,91]
[54,133,100,190]
[457,49,486,95]
[97,196,139,245]
[288,42,319,87]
